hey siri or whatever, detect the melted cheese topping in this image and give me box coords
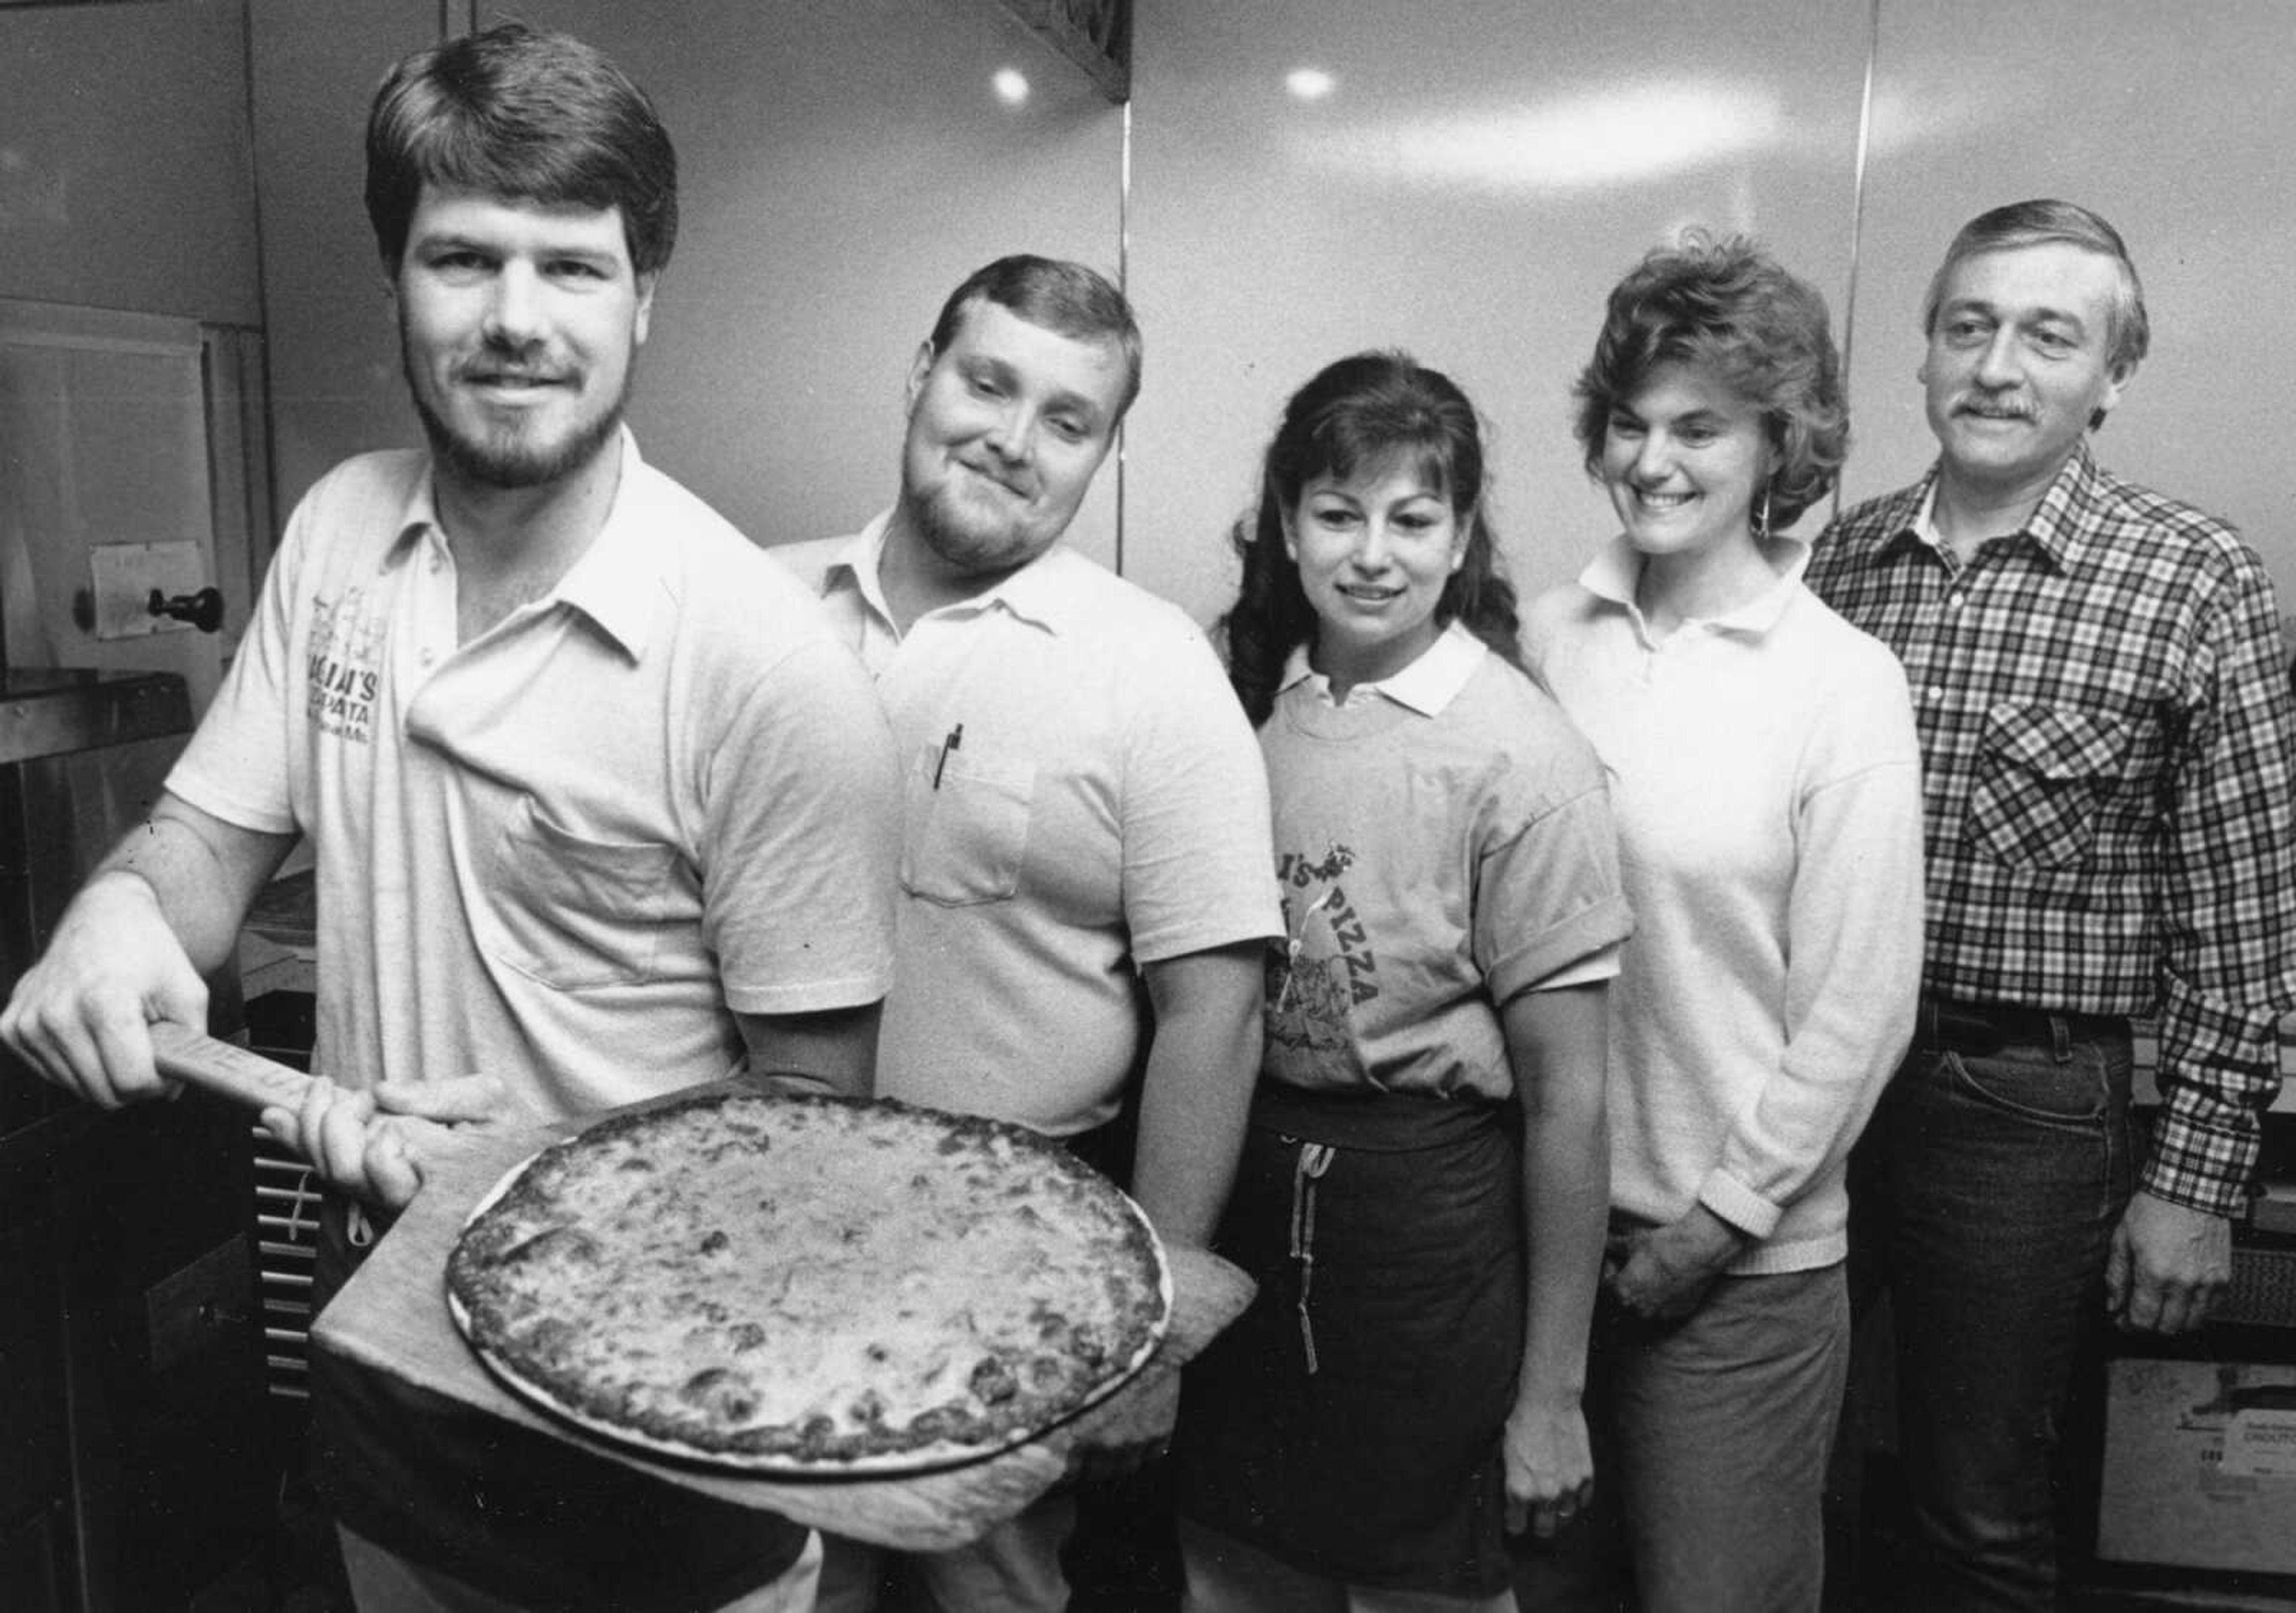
[450,1092,1166,1466]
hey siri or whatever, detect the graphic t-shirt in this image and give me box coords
[1258,625,1630,1105]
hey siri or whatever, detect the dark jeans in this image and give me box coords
[1857,1013,2134,1611]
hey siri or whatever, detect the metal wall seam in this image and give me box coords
[1834,0,1884,526]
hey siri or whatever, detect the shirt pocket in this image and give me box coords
[1963,702,2129,870]
[901,748,1034,908]
[472,796,680,989]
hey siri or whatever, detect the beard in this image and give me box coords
[900,466,1060,580]
[908,486,1017,575]
[403,332,634,491]
[413,390,626,490]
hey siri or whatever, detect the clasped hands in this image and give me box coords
[1604,1203,1748,1324]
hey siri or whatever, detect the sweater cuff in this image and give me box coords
[1697,1171,1781,1241]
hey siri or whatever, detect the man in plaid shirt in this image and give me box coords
[1808,198,2296,1609]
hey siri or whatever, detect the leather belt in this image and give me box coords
[1913,995,2128,1056]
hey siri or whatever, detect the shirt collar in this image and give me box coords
[1277,618,1488,716]
[553,431,664,658]
[818,510,899,624]
[383,426,661,659]
[826,508,1081,637]
[1831,469,1937,566]
[1909,478,1944,550]
[2014,439,2106,573]
[1577,531,1812,637]
[973,543,1079,634]
[1902,439,2100,575]
[384,474,444,570]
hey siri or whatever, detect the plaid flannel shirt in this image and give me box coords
[1808,442,2296,1215]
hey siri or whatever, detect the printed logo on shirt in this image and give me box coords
[305,586,386,745]
[1269,841,1378,1059]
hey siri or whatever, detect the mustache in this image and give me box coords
[1952,392,2034,420]
[457,360,572,386]
[458,329,573,386]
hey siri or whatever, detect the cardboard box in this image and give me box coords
[2096,1357,2296,1576]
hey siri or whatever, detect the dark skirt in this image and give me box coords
[1173,1085,1524,1597]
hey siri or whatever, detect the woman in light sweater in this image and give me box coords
[1172,352,1630,1611]
[1523,234,1923,1612]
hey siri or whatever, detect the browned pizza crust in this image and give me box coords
[445,1089,1169,1473]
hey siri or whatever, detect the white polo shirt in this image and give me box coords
[174,435,899,1120]
[780,515,1282,1136]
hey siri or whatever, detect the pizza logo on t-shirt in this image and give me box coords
[1268,841,1378,1059]
[306,586,386,745]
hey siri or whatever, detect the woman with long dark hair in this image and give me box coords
[1172,351,1629,1611]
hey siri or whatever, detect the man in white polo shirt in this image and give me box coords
[0,24,896,1613]
[779,255,1281,1613]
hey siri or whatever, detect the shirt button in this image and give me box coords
[429,556,444,574]
[1926,685,1944,703]
[420,649,438,668]
[1948,593,1965,610]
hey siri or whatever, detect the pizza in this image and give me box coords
[445,1087,1170,1475]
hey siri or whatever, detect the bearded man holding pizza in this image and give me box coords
[1,23,897,1613]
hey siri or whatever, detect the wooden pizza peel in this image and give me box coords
[149,1026,1256,1552]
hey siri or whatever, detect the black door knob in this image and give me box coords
[148,586,225,634]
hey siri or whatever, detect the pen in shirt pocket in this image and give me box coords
[932,722,964,789]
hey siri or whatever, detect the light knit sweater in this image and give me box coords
[1526,536,1925,1274]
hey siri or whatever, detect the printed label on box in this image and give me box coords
[2097,1358,2296,1575]
[2225,1409,2296,1478]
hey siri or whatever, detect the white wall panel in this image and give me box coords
[529,0,1126,557]
[1848,0,2296,613]
[253,0,1127,559]
[244,2,2296,627]
[1123,1,1872,627]
[0,0,261,326]
[246,0,439,523]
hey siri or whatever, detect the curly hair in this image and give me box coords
[1218,351,1523,726]
[1571,232,1847,530]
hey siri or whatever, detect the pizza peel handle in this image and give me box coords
[148,1019,319,1113]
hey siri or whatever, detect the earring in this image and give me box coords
[1755,488,1773,542]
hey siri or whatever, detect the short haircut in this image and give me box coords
[1921,198,2149,372]
[365,22,677,277]
[1572,231,1849,531]
[926,255,1143,421]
